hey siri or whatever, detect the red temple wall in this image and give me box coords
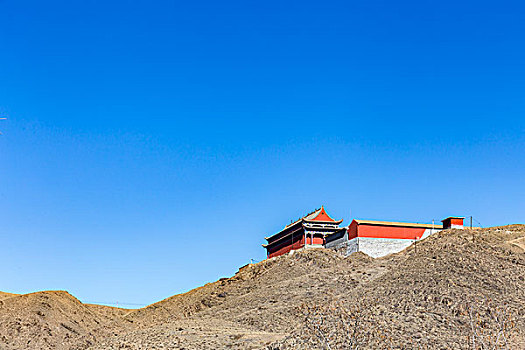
[348,220,358,239]
[307,236,324,245]
[267,235,305,258]
[267,234,325,258]
[357,224,426,240]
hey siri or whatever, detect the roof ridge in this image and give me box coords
[285,207,322,228]
[306,206,338,222]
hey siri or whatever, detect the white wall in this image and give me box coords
[355,228,441,258]
[325,228,442,258]
[357,238,414,258]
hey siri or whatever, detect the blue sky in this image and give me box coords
[0,0,524,307]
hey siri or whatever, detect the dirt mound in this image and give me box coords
[95,248,385,349]
[126,248,384,332]
[273,225,525,349]
[84,304,134,319]
[0,291,129,350]
[91,318,284,350]
[0,292,18,301]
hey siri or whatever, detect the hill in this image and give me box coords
[0,292,18,301]
[0,225,523,349]
[0,291,129,350]
[274,225,525,349]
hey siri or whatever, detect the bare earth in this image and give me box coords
[1,225,524,349]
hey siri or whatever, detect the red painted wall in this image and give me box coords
[307,236,324,245]
[267,235,305,258]
[356,224,426,240]
[267,234,325,258]
[348,220,358,239]
[443,217,464,228]
[451,218,463,225]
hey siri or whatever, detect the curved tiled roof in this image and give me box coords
[266,207,343,241]
[304,206,336,222]
[285,206,341,227]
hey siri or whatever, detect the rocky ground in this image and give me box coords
[0,225,523,349]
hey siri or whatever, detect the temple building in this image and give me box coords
[263,207,345,259]
[263,208,468,259]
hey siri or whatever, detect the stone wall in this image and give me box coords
[325,235,358,256]
[357,238,415,258]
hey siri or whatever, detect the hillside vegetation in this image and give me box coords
[0,225,523,349]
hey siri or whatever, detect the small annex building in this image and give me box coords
[263,207,345,259]
[325,216,465,258]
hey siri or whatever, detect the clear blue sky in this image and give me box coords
[1,0,524,307]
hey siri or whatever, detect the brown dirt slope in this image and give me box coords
[0,292,18,301]
[0,291,129,350]
[94,250,382,349]
[117,225,525,349]
[125,249,381,331]
[84,304,135,319]
[273,225,525,349]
